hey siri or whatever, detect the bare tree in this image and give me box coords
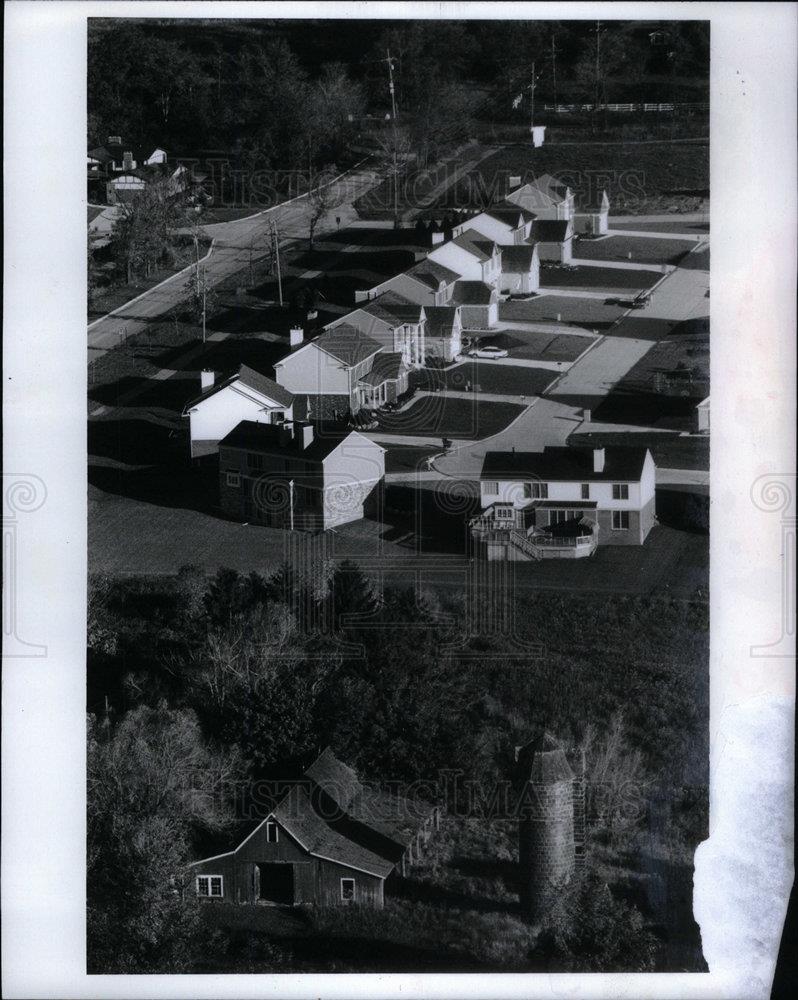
[306,166,343,250]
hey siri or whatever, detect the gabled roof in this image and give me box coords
[359,352,407,386]
[500,245,539,270]
[480,446,651,483]
[424,305,460,335]
[183,364,293,413]
[530,219,571,243]
[406,258,462,289]
[311,327,383,367]
[505,175,571,213]
[483,206,536,228]
[361,292,425,327]
[452,280,498,305]
[451,229,498,261]
[305,747,363,811]
[219,420,360,464]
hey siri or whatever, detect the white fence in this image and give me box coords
[542,102,706,114]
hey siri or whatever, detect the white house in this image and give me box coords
[452,206,534,246]
[218,422,386,531]
[505,174,575,221]
[471,445,657,559]
[274,328,405,417]
[423,306,464,361]
[361,259,461,308]
[530,219,574,263]
[428,229,502,288]
[451,281,499,330]
[499,244,541,295]
[326,293,426,368]
[574,189,610,236]
[182,364,294,459]
[106,171,148,205]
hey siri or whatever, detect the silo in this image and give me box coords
[516,732,576,919]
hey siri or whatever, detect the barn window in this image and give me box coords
[197,875,223,898]
[266,821,279,843]
[340,877,356,902]
[225,472,240,487]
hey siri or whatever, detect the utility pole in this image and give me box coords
[386,48,400,228]
[193,233,207,343]
[530,61,536,133]
[595,20,602,116]
[551,34,558,109]
[270,220,283,307]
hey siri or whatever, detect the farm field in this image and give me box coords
[574,235,695,265]
[540,265,661,291]
[433,141,709,214]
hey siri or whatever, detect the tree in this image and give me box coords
[87,705,239,972]
[111,178,186,284]
[305,166,342,250]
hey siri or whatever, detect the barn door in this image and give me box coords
[257,862,295,905]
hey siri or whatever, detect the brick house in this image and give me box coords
[471,445,657,559]
[218,420,385,530]
[182,364,294,459]
[188,748,439,910]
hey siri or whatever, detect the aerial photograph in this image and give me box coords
[86,16,710,974]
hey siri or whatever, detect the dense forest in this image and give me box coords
[88,18,710,170]
[88,561,708,973]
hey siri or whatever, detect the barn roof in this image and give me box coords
[305,746,363,811]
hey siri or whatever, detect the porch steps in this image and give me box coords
[508,529,543,560]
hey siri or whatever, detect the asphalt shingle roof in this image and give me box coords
[530,219,571,243]
[183,364,293,412]
[359,352,406,386]
[218,420,352,463]
[500,245,538,270]
[407,258,462,289]
[480,446,651,483]
[452,280,497,305]
[312,327,383,367]
[362,292,424,327]
[424,305,460,335]
[451,229,497,261]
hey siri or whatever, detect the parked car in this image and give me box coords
[468,345,509,359]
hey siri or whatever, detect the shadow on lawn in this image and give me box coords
[396,874,520,917]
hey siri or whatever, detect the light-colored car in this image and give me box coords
[468,345,509,359]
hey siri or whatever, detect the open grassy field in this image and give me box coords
[574,235,695,265]
[416,362,555,397]
[540,265,661,292]
[499,296,626,331]
[433,140,709,214]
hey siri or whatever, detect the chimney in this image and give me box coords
[582,408,591,424]
[289,326,304,348]
[122,151,134,171]
[200,370,216,391]
[593,447,605,473]
[293,422,315,450]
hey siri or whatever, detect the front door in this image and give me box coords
[257,862,295,905]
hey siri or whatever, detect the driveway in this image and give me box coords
[549,335,654,397]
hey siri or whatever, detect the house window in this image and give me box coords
[495,505,514,520]
[266,821,279,843]
[612,484,629,500]
[197,875,223,898]
[484,481,499,496]
[549,509,577,525]
[524,482,548,499]
[340,878,356,902]
[612,510,630,530]
[225,472,240,488]
[270,410,285,424]
[581,484,590,500]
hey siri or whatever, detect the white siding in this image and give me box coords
[481,477,643,510]
[187,383,292,457]
[275,343,354,397]
[427,243,480,281]
[323,433,385,526]
[453,214,514,245]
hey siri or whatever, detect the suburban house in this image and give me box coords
[427,229,502,289]
[182,364,294,460]
[452,205,535,246]
[105,162,190,205]
[505,174,575,221]
[360,258,460,307]
[530,219,575,263]
[273,327,389,418]
[499,243,541,295]
[325,293,427,368]
[451,281,500,330]
[574,189,611,236]
[470,445,657,559]
[218,422,386,530]
[423,306,464,361]
[188,748,439,910]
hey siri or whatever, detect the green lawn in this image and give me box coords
[540,265,661,292]
[569,430,709,471]
[610,220,709,234]
[574,236,695,265]
[477,328,595,363]
[376,397,525,439]
[677,248,710,271]
[416,362,555,397]
[499,296,626,331]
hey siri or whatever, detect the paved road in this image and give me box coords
[87,164,382,361]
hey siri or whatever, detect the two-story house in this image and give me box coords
[423,306,464,361]
[325,293,426,368]
[499,243,541,295]
[505,174,575,221]
[471,445,656,559]
[188,748,439,912]
[574,189,611,236]
[182,364,294,459]
[218,421,386,531]
[427,229,502,289]
[451,281,500,330]
[452,206,535,246]
[273,328,407,418]
[360,258,461,308]
[529,219,575,263]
